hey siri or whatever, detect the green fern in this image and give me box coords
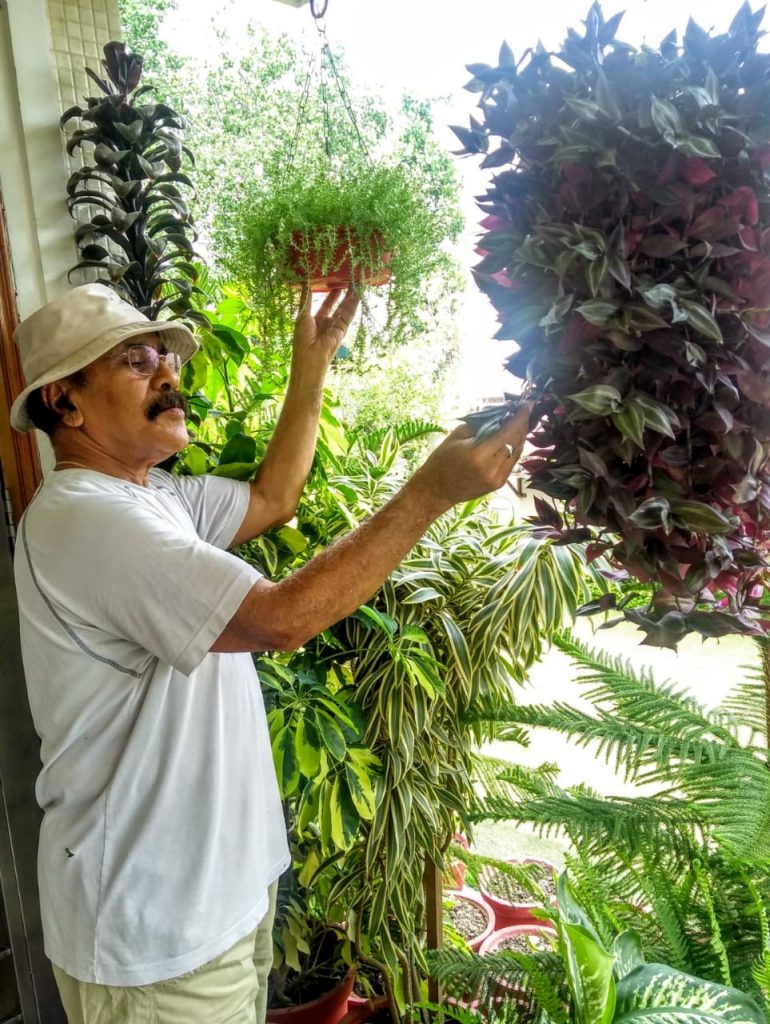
[468,630,770,1009]
[356,419,444,451]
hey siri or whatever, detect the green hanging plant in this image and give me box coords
[231,159,448,352]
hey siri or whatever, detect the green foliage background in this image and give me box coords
[118,0,466,431]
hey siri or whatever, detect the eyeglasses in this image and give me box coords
[123,344,182,377]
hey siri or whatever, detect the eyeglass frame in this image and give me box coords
[114,342,183,377]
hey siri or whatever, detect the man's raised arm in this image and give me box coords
[230,286,360,545]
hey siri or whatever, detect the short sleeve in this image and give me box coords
[148,470,250,548]
[23,482,262,676]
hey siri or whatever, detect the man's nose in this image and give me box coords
[153,357,181,387]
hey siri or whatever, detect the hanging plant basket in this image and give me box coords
[454,2,770,648]
[233,162,442,346]
[287,228,392,292]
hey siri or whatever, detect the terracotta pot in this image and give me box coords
[287,229,392,292]
[479,924,556,1005]
[444,888,495,953]
[266,968,356,1024]
[339,995,390,1024]
[478,858,558,929]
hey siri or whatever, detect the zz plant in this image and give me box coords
[61,41,206,325]
[454,4,770,648]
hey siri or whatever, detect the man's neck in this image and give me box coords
[52,442,153,487]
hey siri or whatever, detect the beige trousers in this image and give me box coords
[52,883,278,1024]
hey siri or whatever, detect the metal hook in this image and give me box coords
[310,0,329,19]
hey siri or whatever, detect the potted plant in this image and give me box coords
[478,859,558,929]
[444,890,495,953]
[230,159,449,351]
[429,872,767,1022]
[453,3,770,649]
[60,41,207,327]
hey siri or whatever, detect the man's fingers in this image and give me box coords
[448,423,476,441]
[493,402,533,444]
[298,283,312,315]
[333,286,360,327]
[316,288,343,320]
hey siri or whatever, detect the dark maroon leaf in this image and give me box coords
[640,235,686,258]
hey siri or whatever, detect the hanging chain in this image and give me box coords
[309,0,372,165]
[284,50,317,179]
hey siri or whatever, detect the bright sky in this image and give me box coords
[163,0,768,407]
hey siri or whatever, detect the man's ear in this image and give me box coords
[42,382,84,427]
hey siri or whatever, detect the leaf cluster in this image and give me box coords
[61,41,206,326]
[467,631,770,1009]
[230,159,452,354]
[455,3,770,647]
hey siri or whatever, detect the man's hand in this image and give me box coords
[292,285,361,368]
[412,402,532,514]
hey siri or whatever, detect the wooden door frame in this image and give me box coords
[0,191,41,526]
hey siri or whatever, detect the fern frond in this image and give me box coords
[426,948,569,1024]
[671,754,770,863]
[751,950,770,1010]
[553,632,744,751]
[478,786,704,861]
[486,700,732,783]
[721,676,768,746]
[692,858,732,986]
[357,419,444,450]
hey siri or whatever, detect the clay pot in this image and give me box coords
[266,968,356,1024]
[444,888,495,952]
[479,924,557,1006]
[287,229,391,292]
[478,858,558,929]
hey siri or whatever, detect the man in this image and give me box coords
[10,283,530,1024]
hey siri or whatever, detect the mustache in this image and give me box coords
[146,391,190,421]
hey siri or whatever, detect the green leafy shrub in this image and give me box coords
[454,3,770,648]
[468,631,770,1010]
[428,872,767,1023]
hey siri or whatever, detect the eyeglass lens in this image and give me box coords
[127,345,182,376]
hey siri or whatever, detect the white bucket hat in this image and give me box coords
[10,284,199,432]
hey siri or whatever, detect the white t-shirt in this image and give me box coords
[14,467,290,986]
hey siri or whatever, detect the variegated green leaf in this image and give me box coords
[615,963,767,1023]
[569,383,623,415]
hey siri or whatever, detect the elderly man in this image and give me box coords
[10,283,529,1024]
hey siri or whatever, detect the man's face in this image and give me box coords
[63,333,191,465]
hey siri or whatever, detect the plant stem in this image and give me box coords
[757,635,770,755]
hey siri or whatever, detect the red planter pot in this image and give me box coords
[479,924,557,1004]
[287,229,392,292]
[267,968,356,1024]
[479,923,556,958]
[478,858,558,929]
[444,888,495,953]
